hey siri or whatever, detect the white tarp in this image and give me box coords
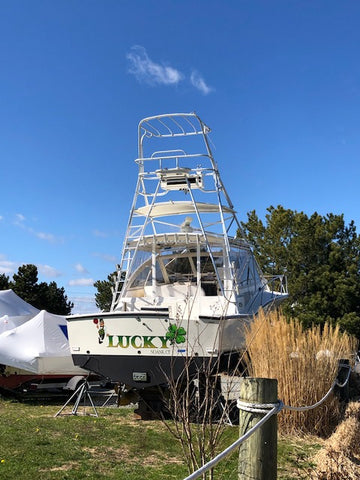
[0,310,87,375]
[0,289,40,328]
[0,315,20,334]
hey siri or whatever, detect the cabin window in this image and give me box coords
[230,248,262,290]
[129,265,151,288]
[163,256,194,282]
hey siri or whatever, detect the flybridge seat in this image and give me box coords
[134,201,235,218]
[126,233,249,251]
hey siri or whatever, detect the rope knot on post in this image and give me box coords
[237,399,284,415]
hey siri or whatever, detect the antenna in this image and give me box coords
[181,217,193,232]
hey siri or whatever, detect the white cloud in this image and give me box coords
[0,256,17,275]
[16,213,25,222]
[0,265,14,275]
[93,252,117,263]
[35,231,57,243]
[38,264,62,278]
[69,278,94,286]
[12,214,62,244]
[0,216,3,221]
[190,70,214,95]
[70,295,99,314]
[93,229,108,238]
[13,213,26,227]
[0,257,62,278]
[127,45,183,86]
[126,46,214,95]
[75,263,88,274]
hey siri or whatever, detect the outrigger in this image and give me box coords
[67,113,287,414]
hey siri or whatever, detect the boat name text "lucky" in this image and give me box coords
[107,335,170,349]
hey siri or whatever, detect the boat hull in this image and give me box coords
[72,352,206,388]
[67,310,252,387]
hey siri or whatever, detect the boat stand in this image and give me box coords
[54,380,99,417]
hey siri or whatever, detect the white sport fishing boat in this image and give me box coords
[67,113,287,403]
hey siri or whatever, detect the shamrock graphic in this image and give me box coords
[166,324,187,345]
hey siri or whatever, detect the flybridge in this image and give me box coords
[111,112,244,310]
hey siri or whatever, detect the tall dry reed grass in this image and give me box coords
[244,310,357,436]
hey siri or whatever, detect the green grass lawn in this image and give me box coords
[0,397,321,480]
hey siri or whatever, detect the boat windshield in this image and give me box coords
[230,247,263,290]
[124,246,223,296]
[122,243,263,299]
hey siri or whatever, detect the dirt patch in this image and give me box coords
[83,445,182,467]
[40,461,79,472]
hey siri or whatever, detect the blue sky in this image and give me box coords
[1,1,360,313]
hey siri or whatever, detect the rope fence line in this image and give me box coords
[183,363,352,480]
[283,362,351,412]
[183,402,282,480]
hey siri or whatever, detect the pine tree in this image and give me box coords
[240,205,360,338]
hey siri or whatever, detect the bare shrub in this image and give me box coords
[244,310,357,436]
[161,351,244,480]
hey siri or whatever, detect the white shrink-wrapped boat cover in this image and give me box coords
[0,315,20,334]
[0,310,87,375]
[0,289,40,328]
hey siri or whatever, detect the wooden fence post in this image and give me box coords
[238,377,278,480]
